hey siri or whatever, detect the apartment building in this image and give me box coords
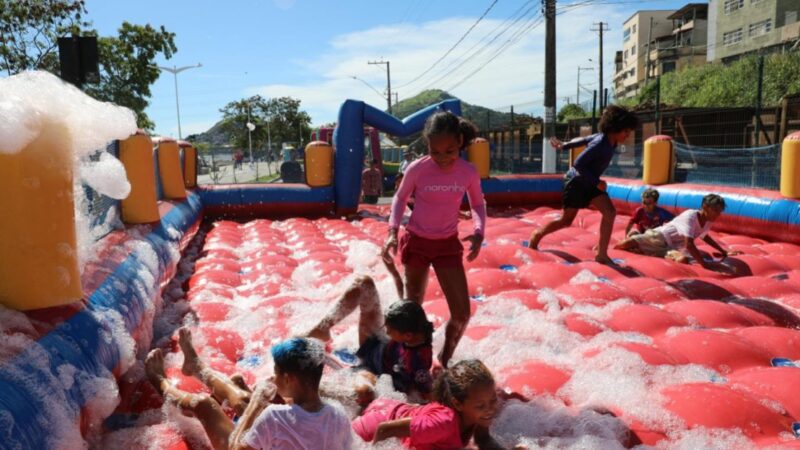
[614,10,675,100]
[648,4,709,78]
[708,0,800,63]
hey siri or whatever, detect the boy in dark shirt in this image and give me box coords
[528,105,638,265]
[625,188,674,237]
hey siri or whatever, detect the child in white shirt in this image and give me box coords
[615,193,739,268]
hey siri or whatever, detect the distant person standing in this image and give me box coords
[362,159,383,204]
[399,147,414,175]
[234,149,244,170]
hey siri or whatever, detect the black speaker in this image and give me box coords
[57,36,99,86]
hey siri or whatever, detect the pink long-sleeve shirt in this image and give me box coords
[389,156,486,239]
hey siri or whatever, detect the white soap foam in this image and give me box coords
[0,71,136,156]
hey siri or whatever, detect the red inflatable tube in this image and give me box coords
[499,360,572,398]
[602,304,688,336]
[728,367,800,421]
[654,330,772,374]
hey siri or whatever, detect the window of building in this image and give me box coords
[662,62,676,73]
[787,11,798,25]
[751,0,764,5]
[631,45,636,55]
[749,19,772,37]
[624,49,629,59]
[623,27,631,42]
[632,24,637,34]
[724,0,744,14]
[723,28,743,45]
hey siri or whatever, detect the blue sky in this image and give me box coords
[85,0,690,137]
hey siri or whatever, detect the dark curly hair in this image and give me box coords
[432,359,494,408]
[384,301,434,343]
[702,193,726,210]
[422,111,478,150]
[642,188,660,202]
[598,105,638,134]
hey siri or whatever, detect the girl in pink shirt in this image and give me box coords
[352,359,505,449]
[383,111,487,369]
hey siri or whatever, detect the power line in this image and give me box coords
[416,5,541,93]
[395,0,500,89]
[403,1,537,92]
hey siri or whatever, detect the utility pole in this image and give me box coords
[645,17,654,85]
[577,66,593,105]
[368,60,392,114]
[394,92,399,107]
[510,105,515,126]
[591,22,609,109]
[542,0,557,173]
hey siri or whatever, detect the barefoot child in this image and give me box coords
[615,193,739,268]
[145,334,352,450]
[352,359,504,449]
[306,275,435,402]
[528,105,638,264]
[383,111,487,368]
[624,188,674,237]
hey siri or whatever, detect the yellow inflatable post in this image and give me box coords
[0,123,83,310]
[643,135,674,185]
[181,143,198,188]
[305,141,333,187]
[467,138,490,178]
[781,132,800,199]
[568,144,587,167]
[157,138,187,199]
[119,132,160,224]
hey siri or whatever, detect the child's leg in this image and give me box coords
[614,236,640,251]
[590,195,617,263]
[403,265,430,303]
[528,208,579,249]
[145,349,234,450]
[432,265,471,368]
[179,328,251,416]
[307,276,382,346]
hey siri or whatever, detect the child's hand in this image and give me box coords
[463,233,483,261]
[383,231,398,260]
[549,137,564,150]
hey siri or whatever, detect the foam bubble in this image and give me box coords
[0,71,136,156]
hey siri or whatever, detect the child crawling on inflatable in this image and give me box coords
[615,193,740,268]
[306,274,435,404]
[145,335,352,450]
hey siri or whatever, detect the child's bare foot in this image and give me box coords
[144,349,168,395]
[231,373,252,393]
[595,254,616,265]
[306,326,332,343]
[178,327,204,376]
[527,230,543,250]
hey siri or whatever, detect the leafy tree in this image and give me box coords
[219,95,312,159]
[83,22,177,130]
[0,0,90,75]
[631,52,800,108]
[0,1,176,130]
[557,103,588,122]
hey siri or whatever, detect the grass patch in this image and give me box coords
[255,173,281,183]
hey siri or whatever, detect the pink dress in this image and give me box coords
[352,398,468,450]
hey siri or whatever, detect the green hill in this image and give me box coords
[392,89,533,131]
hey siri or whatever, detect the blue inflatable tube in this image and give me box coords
[334,99,461,214]
[0,193,201,449]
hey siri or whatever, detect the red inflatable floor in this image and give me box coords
[103,206,800,449]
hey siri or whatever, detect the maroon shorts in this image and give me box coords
[398,231,463,269]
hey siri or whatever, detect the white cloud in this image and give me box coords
[249,4,628,126]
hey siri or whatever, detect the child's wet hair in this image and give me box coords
[702,193,726,210]
[598,105,638,134]
[384,301,434,342]
[642,188,660,202]
[432,359,494,408]
[271,337,325,387]
[422,111,478,149]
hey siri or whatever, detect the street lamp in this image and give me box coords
[349,75,386,102]
[157,63,202,139]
